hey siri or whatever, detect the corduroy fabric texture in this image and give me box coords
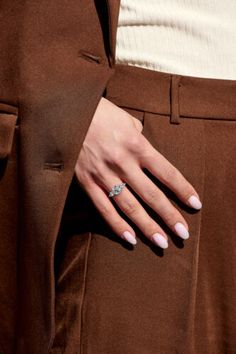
[50,63,236,353]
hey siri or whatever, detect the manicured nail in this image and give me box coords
[122,231,137,245]
[152,233,168,249]
[188,195,202,210]
[174,222,189,239]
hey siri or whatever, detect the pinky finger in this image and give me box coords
[85,182,137,246]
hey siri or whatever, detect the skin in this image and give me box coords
[75,97,202,249]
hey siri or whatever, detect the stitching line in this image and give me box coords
[79,232,92,354]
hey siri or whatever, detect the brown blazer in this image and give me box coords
[0,1,120,353]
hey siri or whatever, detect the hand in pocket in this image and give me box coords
[75,97,202,249]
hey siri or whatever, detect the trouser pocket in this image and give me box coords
[0,108,19,352]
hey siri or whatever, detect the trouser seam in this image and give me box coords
[79,232,93,354]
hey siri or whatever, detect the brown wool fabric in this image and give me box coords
[50,64,236,353]
[1,1,236,353]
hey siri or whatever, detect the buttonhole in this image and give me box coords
[78,50,102,64]
[44,161,64,172]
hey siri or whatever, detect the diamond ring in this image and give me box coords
[108,182,126,197]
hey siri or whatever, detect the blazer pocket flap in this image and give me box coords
[0,113,18,159]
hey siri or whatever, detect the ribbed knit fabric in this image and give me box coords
[115,0,236,79]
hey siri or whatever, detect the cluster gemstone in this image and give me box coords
[109,183,126,197]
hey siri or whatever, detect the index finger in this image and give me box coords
[140,138,202,210]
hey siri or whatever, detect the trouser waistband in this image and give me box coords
[105,64,236,124]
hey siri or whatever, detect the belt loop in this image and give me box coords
[170,74,181,124]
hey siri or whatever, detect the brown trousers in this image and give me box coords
[51,64,236,354]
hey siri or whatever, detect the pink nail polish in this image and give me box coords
[122,231,137,245]
[152,233,168,249]
[174,223,189,239]
[188,195,202,210]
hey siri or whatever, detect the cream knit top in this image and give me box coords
[115,0,236,79]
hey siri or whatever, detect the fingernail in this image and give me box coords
[122,231,137,245]
[152,233,168,249]
[188,195,202,210]
[174,222,189,239]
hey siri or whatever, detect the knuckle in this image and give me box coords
[98,203,111,217]
[182,184,196,199]
[163,209,179,226]
[146,188,157,203]
[126,134,142,152]
[134,119,143,133]
[120,199,138,215]
[143,221,158,236]
[111,150,125,166]
[110,217,124,230]
[164,165,179,181]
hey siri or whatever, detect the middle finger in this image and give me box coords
[121,162,190,240]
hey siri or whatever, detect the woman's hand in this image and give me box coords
[74,97,202,249]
